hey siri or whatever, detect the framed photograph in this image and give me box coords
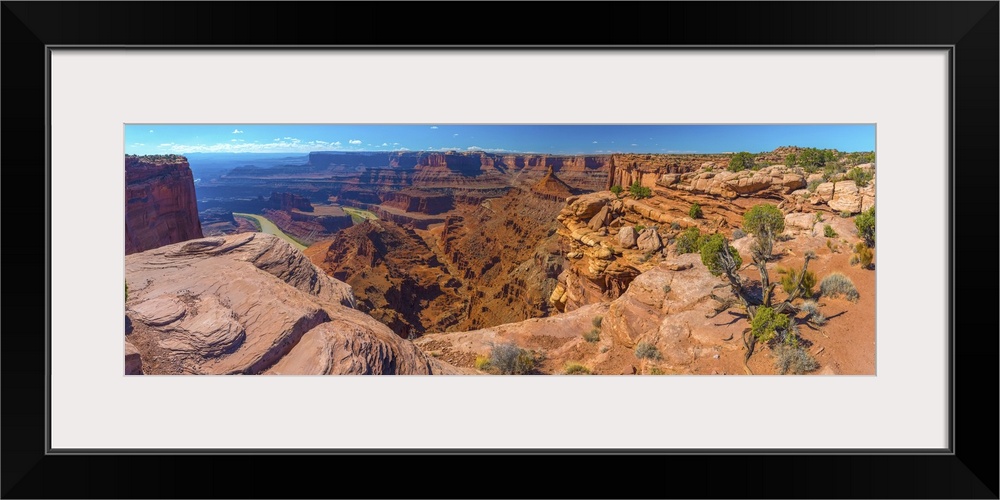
[4,2,996,498]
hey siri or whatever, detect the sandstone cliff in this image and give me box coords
[124,233,464,375]
[125,155,203,254]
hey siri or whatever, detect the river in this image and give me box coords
[232,213,307,251]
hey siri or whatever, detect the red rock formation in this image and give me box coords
[125,233,465,375]
[267,191,313,212]
[530,166,574,201]
[125,155,203,254]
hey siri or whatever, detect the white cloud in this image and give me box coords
[467,146,482,151]
[398,147,409,151]
[349,139,362,145]
[429,126,438,129]
[149,130,154,133]
[592,141,598,144]
[158,143,174,147]
[333,141,342,146]
[453,133,459,137]
[393,142,399,145]
[131,143,145,147]
[381,143,388,146]
[631,143,638,146]
[232,129,244,134]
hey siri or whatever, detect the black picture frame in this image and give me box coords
[3,2,997,498]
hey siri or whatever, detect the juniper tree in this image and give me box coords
[700,203,842,374]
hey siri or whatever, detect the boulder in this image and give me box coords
[637,228,663,252]
[828,180,862,214]
[618,226,638,249]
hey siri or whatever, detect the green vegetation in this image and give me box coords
[855,207,875,247]
[819,273,860,302]
[125,281,128,302]
[474,355,491,371]
[675,227,705,254]
[629,181,652,199]
[823,224,837,238]
[807,179,822,192]
[845,167,874,187]
[851,242,874,269]
[839,211,852,218]
[689,203,703,219]
[784,153,797,168]
[583,328,600,343]
[731,228,746,240]
[610,184,623,196]
[727,151,755,172]
[750,306,790,343]
[844,151,875,166]
[487,341,535,375]
[634,342,662,361]
[796,147,839,173]
[591,316,603,328]
[634,225,646,233]
[697,201,849,374]
[564,362,591,375]
[234,213,262,232]
[814,212,824,223]
[778,266,816,297]
[700,233,743,277]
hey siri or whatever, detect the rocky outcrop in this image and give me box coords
[125,233,462,374]
[266,191,313,212]
[658,166,806,199]
[125,155,203,254]
[531,166,575,201]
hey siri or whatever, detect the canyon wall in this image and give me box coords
[125,155,203,254]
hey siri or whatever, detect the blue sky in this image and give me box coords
[125,124,875,155]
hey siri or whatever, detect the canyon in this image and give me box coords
[125,147,875,375]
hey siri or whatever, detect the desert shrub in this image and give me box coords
[647,366,665,375]
[610,184,623,195]
[799,300,827,325]
[855,207,875,247]
[797,147,837,173]
[662,285,671,293]
[806,179,822,192]
[634,225,646,233]
[825,240,838,253]
[629,181,652,199]
[488,341,535,374]
[564,362,591,375]
[823,224,837,238]
[732,228,746,240]
[599,345,610,353]
[474,355,491,371]
[819,273,860,302]
[773,345,819,374]
[814,212,824,223]
[845,167,873,187]
[125,281,128,302]
[785,153,797,168]
[839,211,852,218]
[583,328,600,343]
[728,151,755,172]
[670,221,680,231]
[634,342,662,360]
[675,227,704,254]
[750,306,790,343]
[743,204,785,237]
[778,266,817,297]
[853,242,874,269]
[592,316,603,328]
[689,203,703,219]
[700,233,743,277]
